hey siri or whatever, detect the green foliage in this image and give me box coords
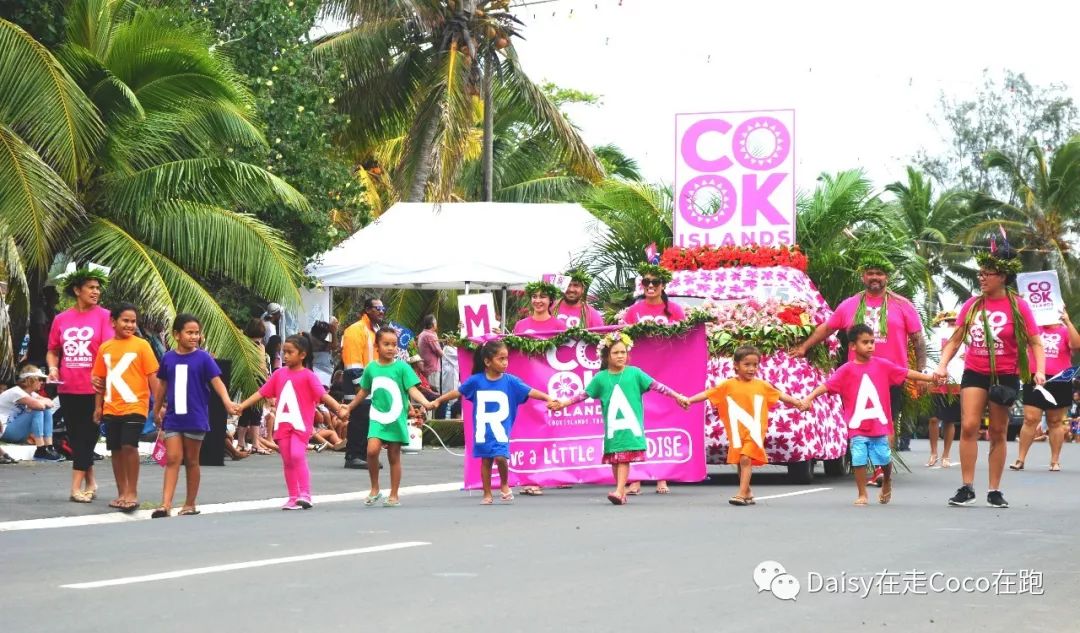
[709,324,831,371]
[915,70,1079,202]
[0,0,66,46]
[151,0,367,260]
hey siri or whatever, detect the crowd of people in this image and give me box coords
[2,241,1078,513]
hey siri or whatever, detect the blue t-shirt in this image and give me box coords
[459,372,533,458]
[158,349,222,432]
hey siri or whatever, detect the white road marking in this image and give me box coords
[753,487,832,500]
[62,541,431,589]
[0,482,462,532]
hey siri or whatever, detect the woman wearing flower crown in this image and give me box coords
[934,239,1045,508]
[513,280,567,336]
[552,332,689,505]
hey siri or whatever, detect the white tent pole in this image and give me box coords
[501,286,507,332]
[464,281,470,295]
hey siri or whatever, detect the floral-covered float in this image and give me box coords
[656,245,846,482]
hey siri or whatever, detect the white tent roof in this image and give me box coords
[308,202,607,289]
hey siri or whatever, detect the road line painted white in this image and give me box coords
[0,482,462,532]
[753,487,832,500]
[61,542,431,589]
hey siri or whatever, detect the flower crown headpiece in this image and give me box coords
[636,263,672,284]
[565,267,592,288]
[523,280,561,300]
[597,331,634,352]
[974,250,1022,276]
[857,253,895,274]
[58,268,110,294]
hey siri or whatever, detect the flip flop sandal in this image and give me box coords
[926,456,939,467]
[728,496,750,506]
[853,498,869,506]
[746,497,756,505]
[151,508,170,519]
[69,492,93,503]
[500,491,514,502]
[879,490,892,505]
[655,486,671,494]
[520,487,543,496]
[382,498,400,507]
[1009,461,1024,471]
[481,497,494,505]
[178,508,201,515]
[941,458,952,468]
[364,493,385,506]
[1050,463,1061,472]
[625,488,642,496]
[119,501,139,513]
[607,492,626,505]
[108,499,124,509]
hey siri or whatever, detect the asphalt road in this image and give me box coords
[1,440,1076,633]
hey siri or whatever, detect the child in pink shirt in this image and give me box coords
[237,334,347,510]
[807,324,936,506]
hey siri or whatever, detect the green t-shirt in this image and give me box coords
[585,366,654,454]
[360,359,420,443]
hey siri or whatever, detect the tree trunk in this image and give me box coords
[405,117,440,202]
[481,54,494,202]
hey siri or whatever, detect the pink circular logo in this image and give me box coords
[678,175,737,228]
[733,117,791,170]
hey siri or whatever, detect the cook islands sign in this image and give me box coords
[674,109,795,248]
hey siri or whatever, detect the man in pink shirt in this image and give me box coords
[793,254,926,483]
[554,268,605,329]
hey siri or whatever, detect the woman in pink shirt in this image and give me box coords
[935,244,1045,509]
[46,269,114,503]
[1012,310,1080,472]
[512,281,566,336]
[621,263,686,326]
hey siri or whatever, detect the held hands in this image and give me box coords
[229,403,242,417]
[795,399,811,413]
[154,408,165,426]
[423,399,440,412]
[547,400,566,412]
[676,394,690,410]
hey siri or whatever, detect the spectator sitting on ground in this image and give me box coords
[0,366,64,462]
[408,355,439,402]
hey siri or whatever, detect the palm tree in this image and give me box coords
[580,179,673,314]
[316,0,602,203]
[796,170,924,307]
[968,139,1080,294]
[0,16,104,376]
[884,167,971,314]
[0,1,309,392]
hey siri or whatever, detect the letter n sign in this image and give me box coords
[458,292,498,338]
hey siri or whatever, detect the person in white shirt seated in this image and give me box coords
[0,366,64,462]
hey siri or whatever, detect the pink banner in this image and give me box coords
[460,326,708,489]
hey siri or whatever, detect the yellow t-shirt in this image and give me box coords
[92,336,159,417]
[341,316,375,369]
[707,378,779,466]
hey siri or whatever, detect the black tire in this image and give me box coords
[786,460,814,484]
[823,452,851,477]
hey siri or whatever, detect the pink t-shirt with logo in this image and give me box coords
[1032,324,1072,376]
[826,293,922,368]
[555,301,605,329]
[512,316,567,336]
[622,300,686,325]
[825,357,910,437]
[47,306,114,395]
[956,295,1039,375]
[259,366,326,440]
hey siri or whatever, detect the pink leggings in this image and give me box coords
[278,433,311,502]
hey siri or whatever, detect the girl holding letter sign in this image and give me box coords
[427,340,555,504]
[237,334,349,510]
[341,328,435,507]
[685,345,807,507]
[552,332,689,506]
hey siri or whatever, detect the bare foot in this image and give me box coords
[879,480,892,504]
[854,496,868,506]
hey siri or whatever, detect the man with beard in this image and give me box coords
[793,255,926,484]
[553,268,605,329]
[341,298,385,469]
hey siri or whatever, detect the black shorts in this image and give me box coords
[237,407,261,427]
[104,414,145,450]
[931,394,961,424]
[888,385,904,423]
[1022,381,1072,411]
[960,369,1020,392]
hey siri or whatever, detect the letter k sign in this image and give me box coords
[104,352,139,403]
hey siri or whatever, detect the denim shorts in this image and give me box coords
[850,435,891,467]
[164,431,206,441]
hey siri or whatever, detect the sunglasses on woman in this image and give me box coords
[642,278,663,287]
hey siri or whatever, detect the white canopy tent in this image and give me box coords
[299,202,608,330]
